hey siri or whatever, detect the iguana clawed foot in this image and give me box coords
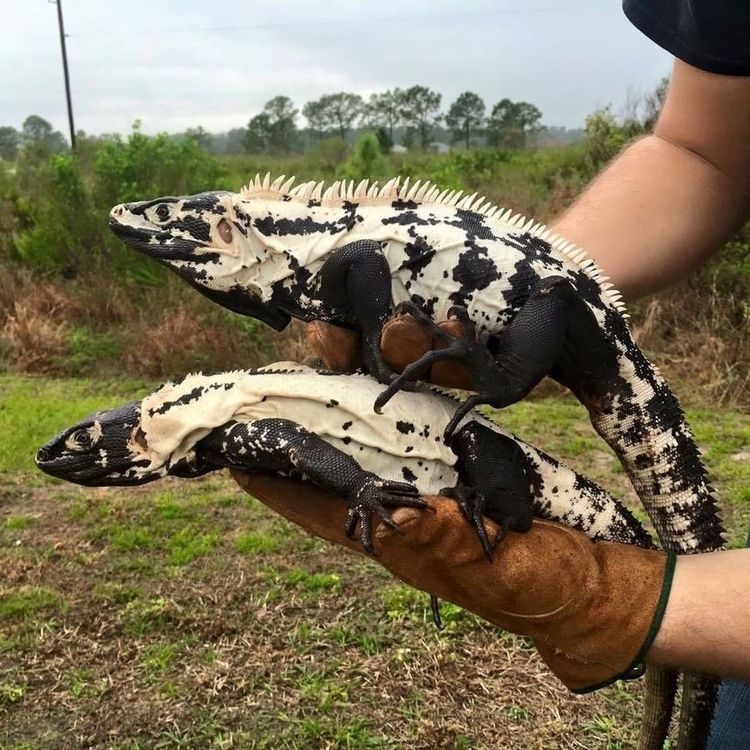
[345,474,426,554]
[440,482,533,561]
[374,302,501,426]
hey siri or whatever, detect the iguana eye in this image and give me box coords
[67,428,94,452]
[155,204,171,222]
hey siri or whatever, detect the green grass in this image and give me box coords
[0,375,151,474]
[4,515,38,530]
[0,586,63,620]
[0,373,748,747]
[234,530,283,555]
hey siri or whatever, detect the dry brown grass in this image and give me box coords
[0,267,280,380]
[1,264,748,407]
[1,298,69,374]
[632,285,750,408]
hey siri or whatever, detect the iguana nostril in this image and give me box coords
[36,447,50,464]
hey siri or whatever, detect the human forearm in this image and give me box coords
[552,61,750,300]
[647,549,750,680]
[551,134,748,300]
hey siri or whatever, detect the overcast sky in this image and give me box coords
[1,0,672,137]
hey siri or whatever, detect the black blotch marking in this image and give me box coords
[254,214,330,236]
[503,231,563,270]
[342,421,353,431]
[181,194,226,214]
[449,246,499,307]
[446,209,498,241]
[381,210,434,227]
[410,294,436,317]
[396,421,415,434]
[149,380,232,417]
[392,198,419,210]
[399,234,436,278]
[402,467,417,482]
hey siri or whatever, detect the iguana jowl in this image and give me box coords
[36,364,652,557]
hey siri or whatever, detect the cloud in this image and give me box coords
[0,0,671,135]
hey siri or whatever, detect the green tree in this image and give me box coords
[399,85,442,150]
[487,99,542,149]
[303,93,363,140]
[245,96,298,154]
[445,91,486,149]
[245,112,272,153]
[364,89,403,142]
[642,76,670,130]
[21,115,68,153]
[0,126,20,160]
[302,99,327,141]
[184,126,212,150]
[584,106,632,170]
[374,126,393,154]
[338,132,389,181]
[264,95,298,153]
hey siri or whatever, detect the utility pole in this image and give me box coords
[50,0,76,150]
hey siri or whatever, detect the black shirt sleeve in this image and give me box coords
[623,0,750,76]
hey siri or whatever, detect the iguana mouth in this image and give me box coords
[108,217,204,260]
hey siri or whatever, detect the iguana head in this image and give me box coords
[108,191,292,331]
[35,401,176,486]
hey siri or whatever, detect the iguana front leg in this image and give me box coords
[445,421,534,559]
[196,418,425,553]
[317,240,398,383]
[375,276,617,436]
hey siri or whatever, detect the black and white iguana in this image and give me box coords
[107,174,723,554]
[109,175,724,748]
[36,364,652,556]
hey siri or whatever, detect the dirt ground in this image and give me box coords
[1,474,645,750]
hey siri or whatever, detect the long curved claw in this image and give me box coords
[377,479,422,497]
[359,512,374,554]
[470,501,495,562]
[439,484,476,521]
[444,394,487,439]
[345,507,360,539]
[494,517,513,549]
[374,372,414,413]
[344,478,426,555]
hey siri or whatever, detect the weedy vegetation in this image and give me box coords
[0,102,748,747]
[1,376,748,747]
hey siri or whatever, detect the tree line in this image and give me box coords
[0,87,543,162]
[245,86,542,154]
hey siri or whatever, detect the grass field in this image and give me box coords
[1,375,748,749]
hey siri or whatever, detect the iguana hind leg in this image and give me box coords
[376,276,615,437]
[197,418,425,553]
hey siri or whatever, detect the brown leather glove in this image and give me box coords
[308,317,474,389]
[233,472,674,693]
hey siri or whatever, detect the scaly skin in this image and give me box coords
[108,176,725,747]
